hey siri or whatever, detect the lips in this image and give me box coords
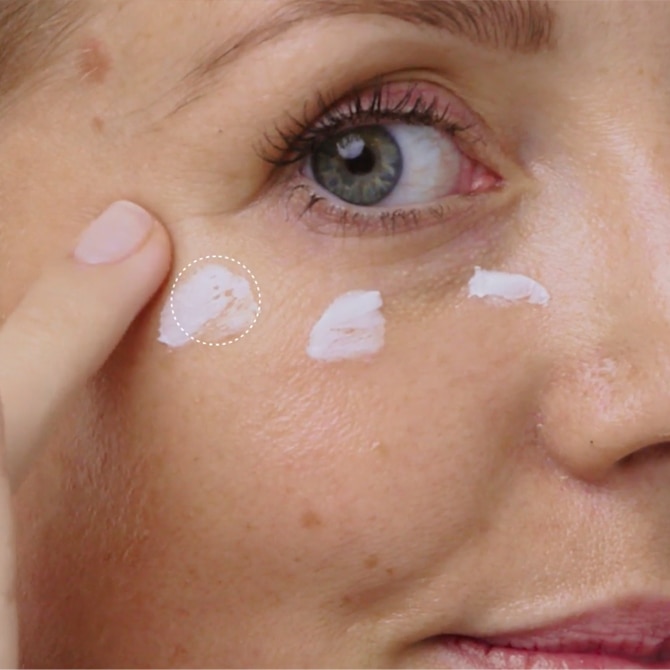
[433,599,670,669]
[436,636,670,669]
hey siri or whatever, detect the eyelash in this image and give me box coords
[258,81,496,236]
[261,82,472,168]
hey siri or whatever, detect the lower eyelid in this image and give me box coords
[291,150,502,238]
[284,178,486,238]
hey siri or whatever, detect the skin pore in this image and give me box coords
[3,0,670,666]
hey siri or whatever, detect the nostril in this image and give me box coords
[619,441,670,467]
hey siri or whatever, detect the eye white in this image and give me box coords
[377,123,462,206]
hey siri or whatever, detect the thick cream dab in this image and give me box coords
[307,290,385,362]
[467,266,550,305]
[158,262,259,347]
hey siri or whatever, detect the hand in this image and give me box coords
[0,201,171,666]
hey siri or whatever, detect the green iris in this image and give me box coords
[311,125,403,206]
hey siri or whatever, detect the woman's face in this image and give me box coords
[7,0,670,666]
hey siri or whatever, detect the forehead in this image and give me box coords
[98,1,662,76]
[62,0,669,132]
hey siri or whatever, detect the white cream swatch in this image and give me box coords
[158,263,259,347]
[307,290,385,362]
[468,266,550,305]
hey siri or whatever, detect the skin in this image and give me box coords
[4,0,670,666]
[0,202,170,666]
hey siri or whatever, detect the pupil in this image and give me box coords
[345,146,376,176]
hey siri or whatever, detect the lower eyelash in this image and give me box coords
[285,182,477,238]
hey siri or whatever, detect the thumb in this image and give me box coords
[0,200,171,487]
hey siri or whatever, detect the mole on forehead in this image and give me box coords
[77,37,111,84]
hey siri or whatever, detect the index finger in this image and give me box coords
[0,201,171,487]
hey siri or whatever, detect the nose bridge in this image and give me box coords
[534,111,670,480]
[595,122,670,337]
[552,72,670,325]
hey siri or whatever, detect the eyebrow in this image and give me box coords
[170,0,555,115]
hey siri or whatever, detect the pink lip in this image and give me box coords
[434,599,670,669]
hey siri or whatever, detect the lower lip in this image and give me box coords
[434,636,670,669]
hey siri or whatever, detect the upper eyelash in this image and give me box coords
[258,81,474,168]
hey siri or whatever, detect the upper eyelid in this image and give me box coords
[257,80,480,167]
[167,0,555,118]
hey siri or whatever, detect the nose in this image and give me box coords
[536,346,670,481]
[532,130,670,482]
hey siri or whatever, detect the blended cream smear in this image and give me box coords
[158,262,259,347]
[307,290,385,362]
[468,266,550,305]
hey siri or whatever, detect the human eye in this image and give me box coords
[259,80,504,237]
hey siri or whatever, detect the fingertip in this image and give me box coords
[73,200,173,296]
[73,201,154,265]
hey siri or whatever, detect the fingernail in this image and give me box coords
[73,201,154,265]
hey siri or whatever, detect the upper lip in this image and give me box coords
[474,598,670,663]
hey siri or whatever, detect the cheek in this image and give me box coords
[95,272,522,596]
[26,219,548,664]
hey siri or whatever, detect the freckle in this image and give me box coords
[91,115,105,133]
[364,554,379,569]
[301,510,323,529]
[385,567,395,576]
[78,37,111,84]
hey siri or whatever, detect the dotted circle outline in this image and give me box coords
[168,255,262,347]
